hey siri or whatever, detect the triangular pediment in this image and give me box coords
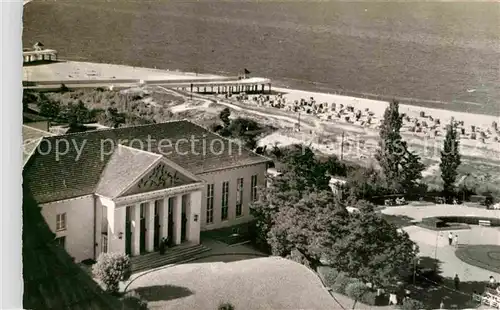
[120,159,199,197]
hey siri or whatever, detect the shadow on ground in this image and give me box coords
[133,285,194,302]
[408,256,486,309]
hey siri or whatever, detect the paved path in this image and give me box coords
[126,256,340,310]
[383,205,500,282]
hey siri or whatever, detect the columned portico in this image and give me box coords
[110,182,204,257]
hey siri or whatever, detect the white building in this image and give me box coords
[23,120,271,262]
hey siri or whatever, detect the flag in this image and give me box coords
[244,68,251,75]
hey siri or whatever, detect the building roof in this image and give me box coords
[23,120,271,203]
[22,185,123,310]
[23,125,53,166]
[23,112,50,123]
[95,145,162,198]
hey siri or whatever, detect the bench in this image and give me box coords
[479,220,491,226]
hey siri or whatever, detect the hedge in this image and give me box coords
[317,266,384,306]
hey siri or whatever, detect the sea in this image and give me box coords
[22,0,500,116]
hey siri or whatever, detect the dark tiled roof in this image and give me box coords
[23,112,50,122]
[23,185,123,310]
[23,120,270,203]
[95,145,161,198]
[23,125,53,166]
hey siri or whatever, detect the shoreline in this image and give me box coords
[24,60,500,118]
[24,61,500,189]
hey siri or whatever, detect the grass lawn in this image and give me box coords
[455,244,500,274]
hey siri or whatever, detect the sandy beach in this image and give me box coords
[23,61,500,168]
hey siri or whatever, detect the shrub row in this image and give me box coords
[422,216,500,227]
[317,266,382,306]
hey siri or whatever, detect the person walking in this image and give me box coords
[454,274,460,290]
[448,232,453,246]
[454,234,459,247]
[440,299,445,309]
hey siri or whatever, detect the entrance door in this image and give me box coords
[125,207,132,255]
[181,212,187,242]
[153,201,160,249]
[139,204,146,253]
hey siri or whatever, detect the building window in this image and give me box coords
[251,175,258,202]
[236,178,244,217]
[206,184,214,224]
[55,236,66,249]
[102,234,108,253]
[56,213,66,231]
[221,181,229,221]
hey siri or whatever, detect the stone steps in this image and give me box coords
[130,243,211,273]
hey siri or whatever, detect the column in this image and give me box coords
[184,195,192,241]
[261,84,265,92]
[132,204,141,256]
[111,206,126,254]
[173,195,182,245]
[145,201,155,252]
[189,191,202,244]
[159,198,168,241]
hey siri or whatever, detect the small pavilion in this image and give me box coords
[23,42,58,63]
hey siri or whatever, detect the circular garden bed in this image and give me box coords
[455,244,500,274]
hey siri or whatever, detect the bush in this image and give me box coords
[331,272,351,294]
[345,281,368,303]
[92,252,131,293]
[317,266,339,287]
[401,298,424,310]
[122,291,148,310]
[218,302,235,310]
[360,290,380,306]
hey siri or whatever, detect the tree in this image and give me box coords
[345,281,369,309]
[375,100,424,193]
[64,100,90,129]
[106,107,126,128]
[38,99,61,118]
[346,165,387,202]
[92,252,131,293]
[376,100,406,191]
[325,205,417,288]
[252,187,349,265]
[440,120,461,201]
[219,107,231,127]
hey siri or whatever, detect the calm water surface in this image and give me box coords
[23,0,500,115]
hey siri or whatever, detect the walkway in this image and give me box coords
[125,255,339,310]
[383,205,500,281]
